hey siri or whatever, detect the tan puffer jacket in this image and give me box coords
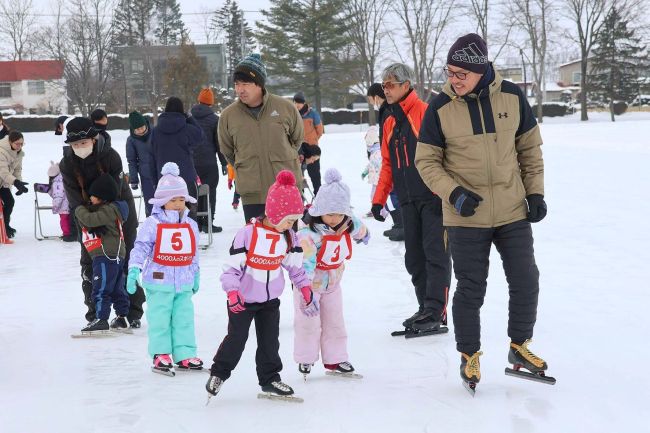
[0,136,24,189]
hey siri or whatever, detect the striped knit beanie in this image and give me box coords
[234,53,267,88]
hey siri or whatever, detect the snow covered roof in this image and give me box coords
[544,82,581,92]
[0,60,65,82]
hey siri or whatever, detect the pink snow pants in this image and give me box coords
[293,283,348,365]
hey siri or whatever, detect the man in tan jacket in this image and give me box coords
[218,53,304,222]
[415,33,552,391]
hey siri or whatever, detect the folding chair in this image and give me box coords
[131,188,144,223]
[33,183,60,241]
[196,183,212,250]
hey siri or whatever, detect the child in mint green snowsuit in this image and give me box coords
[127,162,203,372]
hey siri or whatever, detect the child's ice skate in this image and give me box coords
[109,316,133,334]
[324,362,363,379]
[460,351,482,396]
[298,363,312,381]
[151,354,175,377]
[205,375,223,405]
[505,340,556,385]
[258,381,304,403]
[176,357,207,372]
[71,319,114,338]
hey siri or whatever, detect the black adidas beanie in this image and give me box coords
[447,33,489,74]
[88,173,119,202]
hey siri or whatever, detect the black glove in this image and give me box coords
[371,203,385,222]
[13,179,28,195]
[526,194,547,223]
[130,183,139,190]
[449,186,483,217]
[221,165,228,176]
[87,225,108,237]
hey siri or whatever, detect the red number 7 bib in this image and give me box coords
[153,223,196,266]
[246,223,287,271]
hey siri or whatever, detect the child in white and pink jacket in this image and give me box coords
[294,168,369,378]
[47,161,74,242]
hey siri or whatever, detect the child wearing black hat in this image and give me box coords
[73,173,131,335]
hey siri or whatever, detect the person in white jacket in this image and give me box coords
[0,131,28,238]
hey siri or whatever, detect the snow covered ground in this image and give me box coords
[1,112,649,433]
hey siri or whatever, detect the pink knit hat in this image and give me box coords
[265,170,304,225]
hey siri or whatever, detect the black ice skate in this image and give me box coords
[392,310,449,339]
[109,316,133,334]
[151,354,175,377]
[205,375,224,405]
[505,340,556,385]
[298,363,312,381]
[71,319,113,338]
[460,351,483,397]
[258,381,303,403]
[324,362,363,379]
[129,319,141,329]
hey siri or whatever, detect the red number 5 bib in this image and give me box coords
[153,223,196,266]
[316,232,352,270]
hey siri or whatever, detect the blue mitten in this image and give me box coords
[126,267,141,295]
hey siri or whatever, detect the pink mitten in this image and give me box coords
[227,290,245,313]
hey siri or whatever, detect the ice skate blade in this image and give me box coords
[325,371,363,379]
[257,393,304,403]
[505,367,556,385]
[176,367,209,373]
[391,326,448,339]
[151,367,175,377]
[110,328,134,335]
[70,330,117,338]
[463,380,477,397]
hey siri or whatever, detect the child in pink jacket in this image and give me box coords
[295,168,369,378]
[205,170,317,401]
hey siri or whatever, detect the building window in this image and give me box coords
[572,71,581,84]
[0,82,11,98]
[131,59,144,73]
[28,81,46,95]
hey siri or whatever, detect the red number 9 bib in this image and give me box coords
[153,223,196,266]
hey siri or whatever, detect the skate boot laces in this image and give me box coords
[463,351,483,380]
[271,381,292,393]
[179,357,203,367]
[206,376,223,395]
[511,340,546,369]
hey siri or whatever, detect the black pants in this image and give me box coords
[0,187,15,229]
[401,198,451,320]
[77,203,145,323]
[196,164,219,227]
[447,220,540,354]
[306,159,321,195]
[210,298,282,386]
[243,203,265,223]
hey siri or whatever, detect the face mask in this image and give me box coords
[73,146,93,159]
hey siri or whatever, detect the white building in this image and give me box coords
[0,60,67,114]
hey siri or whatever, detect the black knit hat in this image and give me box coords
[88,173,119,202]
[366,83,385,100]
[233,53,267,88]
[65,117,98,143]
[54,115,68,135]
[90,108,107,122]
[293,91,306,103]
[447,33,489,74]
[165,96,185,114]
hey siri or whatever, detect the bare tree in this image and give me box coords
[393,0,454,96]
[564,0,611,120]
[469,0,488,43]
[345,0,389,124]
[510,0,553,122]
[466,0,515,64]
[0,0,37,60]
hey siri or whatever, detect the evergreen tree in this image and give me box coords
[257,0,359,111]
[154,0,186,45]
[113,0,136,47]
[212,0,255,85]
[165,40,209,108]
[590,7,649,121]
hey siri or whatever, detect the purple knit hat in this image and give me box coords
[308,168,352,217]
[149,162,197,206]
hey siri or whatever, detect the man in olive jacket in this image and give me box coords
[218,53,304,222]
[415,34,550,386]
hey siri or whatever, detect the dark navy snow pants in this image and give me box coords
[91,256,130,321]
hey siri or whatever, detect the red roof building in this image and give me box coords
[0,60,67,115]
[0,60,65,82]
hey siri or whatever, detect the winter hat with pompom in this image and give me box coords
[265,170,304,226]
[149,162,197,207]
[308,168,352,217]
[47,160,60,177]
[364,125,379,148]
